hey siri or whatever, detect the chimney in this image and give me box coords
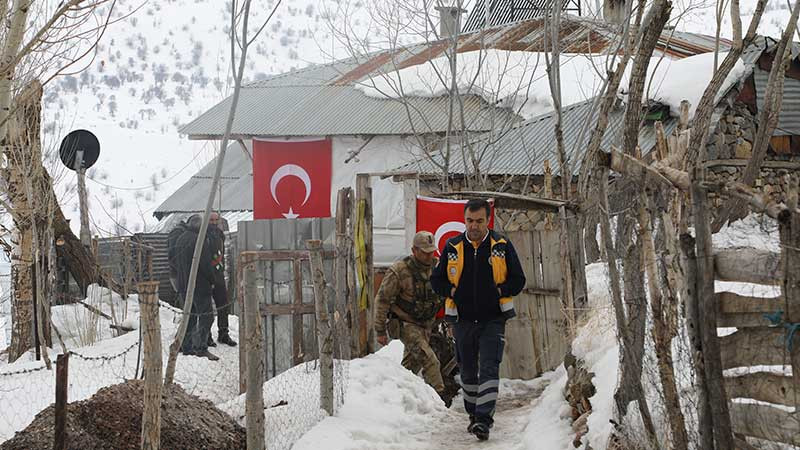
[603,0,625,25]
[435,5,467,38]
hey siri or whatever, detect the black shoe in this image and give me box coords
[180,349,195,356]
[472,423,490,441]
[218,333,237,347]
[207,335,217,347]
[467,416,477,433]
[197,350,220,361]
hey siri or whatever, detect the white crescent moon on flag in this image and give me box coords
[270,164,312,206]
[434,221,465,249]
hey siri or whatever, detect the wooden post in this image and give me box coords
[778,208,800,412]
[307,240,334,415]
[138,281,162,450]
[691,165,735,449]
[237,257,247,395]
[403,177,418,249]
[123,239,131,299]
[557,205,575,335]
[74,150,91,248]
[335,188,352,360]
[54,352,69,450]
[679,234,714,450]
[244,260,265,450]
[355,174,375,354]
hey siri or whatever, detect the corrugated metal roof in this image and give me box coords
[462,0,581,33]
[154,142,254,215]
[180,85,513,137]
[754,67,800,135]
[182,15,730,139]
[399,98,678,176]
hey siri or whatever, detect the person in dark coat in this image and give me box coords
[175,214,220,361]
[430,199,526,441]
[207,212,237,347]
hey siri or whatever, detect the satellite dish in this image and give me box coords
[59,129,100,170]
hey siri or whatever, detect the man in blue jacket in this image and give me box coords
[430,199,526,441]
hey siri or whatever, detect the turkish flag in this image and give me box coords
[416,196,495,254]
[252,138,332,219]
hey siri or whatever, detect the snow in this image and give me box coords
[638,51,749,119]
[356,50,612,120]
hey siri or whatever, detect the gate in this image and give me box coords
[236,219,335,383]
[500,228,567,379]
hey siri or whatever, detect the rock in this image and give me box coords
[734,140,752,159]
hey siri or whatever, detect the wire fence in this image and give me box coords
[605,213,798,449]
[0,265,352,449]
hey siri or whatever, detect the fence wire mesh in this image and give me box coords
[601,212,798,450]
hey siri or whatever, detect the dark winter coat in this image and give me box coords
[174,224,217,297]
[430,230,525,322]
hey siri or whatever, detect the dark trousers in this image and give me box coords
[212,281,229,335]
[453,317,506,426]
[181,292,214,354]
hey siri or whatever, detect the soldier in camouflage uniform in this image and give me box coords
[375,231,446,399]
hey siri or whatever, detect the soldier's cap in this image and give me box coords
[413,231,437,253]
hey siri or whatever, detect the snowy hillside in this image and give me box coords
[43,0,360,236]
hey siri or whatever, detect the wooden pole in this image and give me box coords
[680,234,714,449]
[244,260,265,450]
[778,208,800,413]
[237,256,247,395]
[355,174,375,354]
[307,239,334,415]
[691,165,735,449]
[54,352,69,450]
[138,281,162,450]
[74,150,91,248]
[403,177,418,249]
[335,188,352,360]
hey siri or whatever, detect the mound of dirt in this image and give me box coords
[1,380,246,450]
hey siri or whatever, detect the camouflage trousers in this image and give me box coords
[400,321,445,395]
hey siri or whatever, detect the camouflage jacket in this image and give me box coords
[374,255,442,337]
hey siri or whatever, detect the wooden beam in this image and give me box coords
[308,240,334,416]
[705,159,800,170]
[720,327,788,369]
[704,181,787,220]
[598,149,689,191]
[730,403,800,446]
[717,291,785,313]
[438,190,568,212]
[260,304,316,316]
[522,287,561,297]
[725,372,797,407]
[714,248,782,285]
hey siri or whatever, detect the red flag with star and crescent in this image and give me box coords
[252,138,332,219]
[416,195,495,254]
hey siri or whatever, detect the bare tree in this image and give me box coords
[164,0,283,386]
[1,0,119,362]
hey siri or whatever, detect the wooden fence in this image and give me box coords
[710,222,800,446]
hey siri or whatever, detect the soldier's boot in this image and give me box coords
[472,422,490,441]
[207,335,217,347]
[197,349,220,361]
[218,333,237,347]
[467,416,477,433]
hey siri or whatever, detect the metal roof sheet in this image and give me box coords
[462,0,581,33]
[154,143,254,215]
[399,98,679,176]
[754,67,800,136]
[180,85,514,137]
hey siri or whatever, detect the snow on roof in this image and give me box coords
[355,50,613,120]
[357,48,750,122]
[633,51,748,119]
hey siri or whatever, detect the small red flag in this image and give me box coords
[252,138,332,219]
[416,196,495,254]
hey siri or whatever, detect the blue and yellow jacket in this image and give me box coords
[430,230,526,322]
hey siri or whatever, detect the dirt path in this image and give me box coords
[428,378,549,450]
